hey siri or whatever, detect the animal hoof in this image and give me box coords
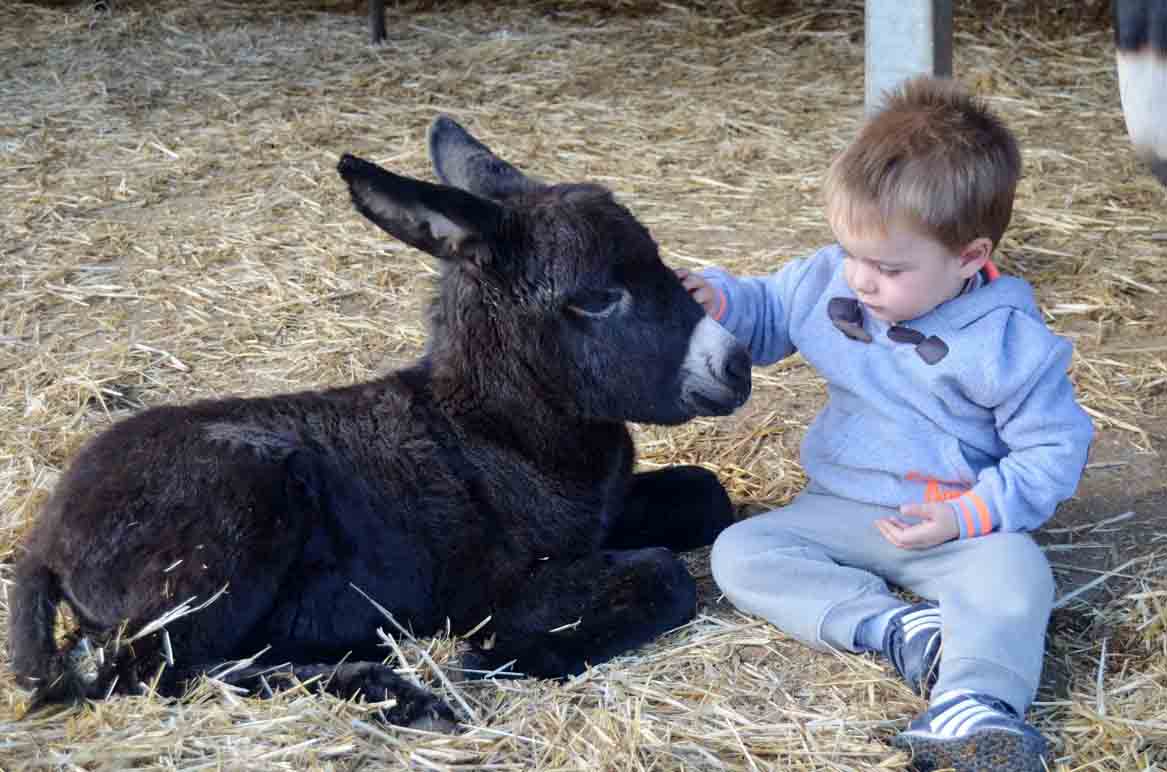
[405,711,459,734]
[383,691,459,732]
[338,663,459,730]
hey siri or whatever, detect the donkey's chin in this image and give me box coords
[627,391,738,426]
[680,386,748,419]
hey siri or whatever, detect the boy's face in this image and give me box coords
[834,221,990,324]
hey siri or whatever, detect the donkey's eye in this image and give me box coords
[566,288,627,318]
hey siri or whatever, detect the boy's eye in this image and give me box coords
[878,266,902,277]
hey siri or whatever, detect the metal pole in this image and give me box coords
[865,0,954,114]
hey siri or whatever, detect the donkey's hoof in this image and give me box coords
[405,711,459,733]
[338,663,459,730]
[382,690,459,732]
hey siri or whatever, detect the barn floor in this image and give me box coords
[1,0,1165,769]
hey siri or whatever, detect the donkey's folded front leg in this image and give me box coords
[214,661,458,730]
[464,548,697,679]
[605,465,734,551]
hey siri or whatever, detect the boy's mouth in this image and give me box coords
[864,304,900,323]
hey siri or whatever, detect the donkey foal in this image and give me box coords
[8,116,752,728]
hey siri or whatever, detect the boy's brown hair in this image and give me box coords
[824,77,1022,253]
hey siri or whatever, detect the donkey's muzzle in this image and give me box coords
[679,317,752,416]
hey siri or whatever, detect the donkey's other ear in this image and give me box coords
[428,115,540,201]
[338,154,503,265]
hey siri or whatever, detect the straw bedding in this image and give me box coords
[1,0,1164,769]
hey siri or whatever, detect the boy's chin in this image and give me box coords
[866,303,935,324]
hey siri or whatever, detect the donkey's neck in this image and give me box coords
[404,358,631,479]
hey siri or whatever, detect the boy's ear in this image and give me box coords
[957,237,993,278]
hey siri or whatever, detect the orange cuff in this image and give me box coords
[952,492,994,538]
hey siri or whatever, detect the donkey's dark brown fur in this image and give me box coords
[8,117,751,727]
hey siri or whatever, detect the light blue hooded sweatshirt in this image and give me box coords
[702,244,1094,538]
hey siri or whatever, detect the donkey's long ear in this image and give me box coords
[338,154,503,265]
[428,115,540,201]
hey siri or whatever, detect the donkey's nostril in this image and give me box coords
[725,348,752,386]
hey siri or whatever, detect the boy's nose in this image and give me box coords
[854,266,877,294]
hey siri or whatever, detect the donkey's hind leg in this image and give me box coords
[605,466,734,551]
[26,545,304,710]
[464,548,696,679]
[82,620,458,731]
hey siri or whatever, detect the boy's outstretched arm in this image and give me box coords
[675,247,835,366]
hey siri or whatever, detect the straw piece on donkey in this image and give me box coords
[1115,0,1167,185]
[6,116,752,729]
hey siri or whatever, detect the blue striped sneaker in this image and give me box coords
[881,602,942,697]
[892,691,1049,772]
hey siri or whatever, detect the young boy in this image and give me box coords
[680,77,1093,772]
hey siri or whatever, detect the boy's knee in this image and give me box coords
[967,533,1055,616]
[710,520,749,588]
[710,514,799,590]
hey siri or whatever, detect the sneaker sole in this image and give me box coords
[892,728,1048,772]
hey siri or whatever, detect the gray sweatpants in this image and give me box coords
[710,488,1055,716]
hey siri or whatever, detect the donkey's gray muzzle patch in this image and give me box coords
[679,316,752,416]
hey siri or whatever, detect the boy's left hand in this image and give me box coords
[876,501,961,549]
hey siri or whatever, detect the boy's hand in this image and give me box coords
[876,501,961,549]
[674,268,720,317]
